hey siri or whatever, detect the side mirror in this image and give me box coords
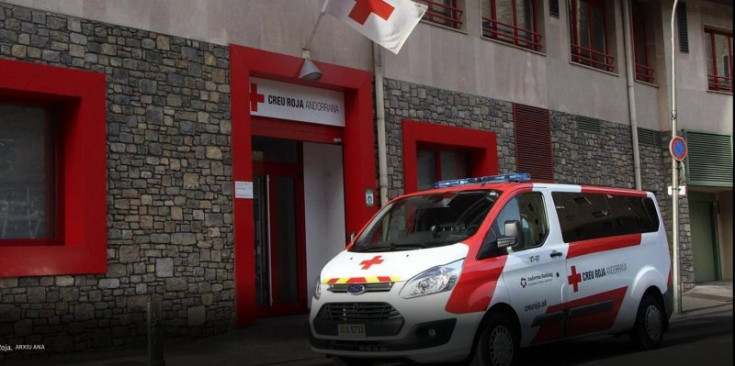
[497,220,521,249]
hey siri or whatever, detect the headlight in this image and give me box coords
[400,259,464,299]
[314,276,322,300]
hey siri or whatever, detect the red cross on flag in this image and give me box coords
[322,0,427,54]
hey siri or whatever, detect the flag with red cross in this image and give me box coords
[322,0,427,54]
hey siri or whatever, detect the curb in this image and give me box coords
[670,303,733,323]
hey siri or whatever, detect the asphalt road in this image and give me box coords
[375,310,733,366]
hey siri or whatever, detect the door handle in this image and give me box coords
[550,251,563,258]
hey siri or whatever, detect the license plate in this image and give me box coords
[337,324,366,338]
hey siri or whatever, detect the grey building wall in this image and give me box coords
[0,3,235,358]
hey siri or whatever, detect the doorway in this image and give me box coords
[689,192,721,283]
[253,137,307,316]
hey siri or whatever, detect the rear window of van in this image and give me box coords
[552,192,660,243]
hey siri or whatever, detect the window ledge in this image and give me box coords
[706,89,733,96]
[419,19,468,35]
[569,60,619,78]
[481,36,546,57]
[635,79,658,88]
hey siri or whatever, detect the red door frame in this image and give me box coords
[230,45,377,326]
[252,160,308,317]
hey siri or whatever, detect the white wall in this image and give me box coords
[303,142,346,305]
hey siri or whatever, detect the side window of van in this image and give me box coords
[479,193,548,258]
[552,192,660,243]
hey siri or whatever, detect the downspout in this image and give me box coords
[373,42,389,206]
[622,0,642,190]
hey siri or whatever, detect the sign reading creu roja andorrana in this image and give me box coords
[249,77,345,127]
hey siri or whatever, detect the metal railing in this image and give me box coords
[571,43,615,72]
[708,74,733,92]
[482,17,542,51]
[417,0,463,29]
[635,62,655,83]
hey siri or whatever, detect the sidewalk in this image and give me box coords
[672,280,733,322]
[4,281,731,366]
[2,314,335,366]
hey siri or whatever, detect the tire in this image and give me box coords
[470,313,519,366]
[629,294,665,350]
[332,356,374,366]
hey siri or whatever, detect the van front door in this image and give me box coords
[491,191,567,346]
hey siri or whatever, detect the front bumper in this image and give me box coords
[309,288,483,363]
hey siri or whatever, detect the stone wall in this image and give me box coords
[382,78,516,199]
[0,3,234,358]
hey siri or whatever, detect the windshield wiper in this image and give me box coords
[356,242,427,252]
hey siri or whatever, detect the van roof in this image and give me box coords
[406,182,649,198]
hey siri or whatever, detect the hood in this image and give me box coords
[320,243,470,285]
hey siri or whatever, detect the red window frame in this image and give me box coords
[0,99,63,246]
[0,59,107,277]
[482,0,542,51]
[417,0,464,29]
[631,1,654,83]
[402,120,498,194]
[570,0,615,72]
[705,28,733,92]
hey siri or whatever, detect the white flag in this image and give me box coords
[322,0,428,54]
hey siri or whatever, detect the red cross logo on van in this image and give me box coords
[360,255,384,270]
[568,265,582,292]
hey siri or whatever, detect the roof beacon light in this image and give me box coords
[434,173,531,189]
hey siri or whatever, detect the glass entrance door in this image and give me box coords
[253,138,307,316]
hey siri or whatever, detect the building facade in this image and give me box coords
[0,0,731,358]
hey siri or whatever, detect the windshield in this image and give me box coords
[350,190,502,252]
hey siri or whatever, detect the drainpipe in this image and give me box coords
[622,0,642,190]
[373,42,389,206]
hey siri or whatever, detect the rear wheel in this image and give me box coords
[629,294,665,350]
[471,313,519,366]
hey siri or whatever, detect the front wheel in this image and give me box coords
[471,313,519,366]
[629,294,665,350]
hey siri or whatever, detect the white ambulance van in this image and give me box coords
[309,174,672,366]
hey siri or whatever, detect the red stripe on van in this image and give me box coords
[445,256,507,314]
[346,277,367,284]
[581,186,647,197]
[567,233,642,259]
[531,286,628,344]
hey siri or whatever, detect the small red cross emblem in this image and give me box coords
[249,83,264,112]
[349,0,395,25]
[359,255,384,270]
[568,265,582,293]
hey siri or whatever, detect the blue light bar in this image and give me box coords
[433,173,531,189]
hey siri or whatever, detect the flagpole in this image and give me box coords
[304,1,328,54]
[373,42,389,207]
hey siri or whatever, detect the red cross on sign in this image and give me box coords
[568,265,582,293]
[349,0,395,25]
[249,83,264,112]
[360,255,384,270]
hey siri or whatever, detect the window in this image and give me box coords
[402,120,498,194]
[552,192,659,243]
[482,0,542,51]
[632,1,654,83]
[0,104,57,243]
[417,0,464,29]
[705,28,733,92]
[0,59,106,277]
[569,0,615,71]
[417,148,471,190]
[480,192,549,257]
[351,190,502,252]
